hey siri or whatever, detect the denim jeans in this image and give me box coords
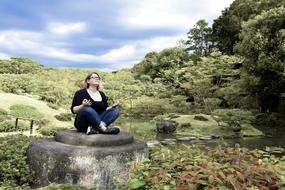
[75,106,119,132]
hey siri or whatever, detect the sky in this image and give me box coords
[0,0,234,71]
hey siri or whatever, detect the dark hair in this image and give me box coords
[85,72,101,90]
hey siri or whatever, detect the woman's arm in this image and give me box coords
[72,99,91,113]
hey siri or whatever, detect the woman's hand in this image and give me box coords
[112,99,120,107]
[82,99,92,106]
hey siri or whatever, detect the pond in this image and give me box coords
[116,117,285,152]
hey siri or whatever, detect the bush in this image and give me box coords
[211,108,254,126]
[0,135,38,188]
[47,103,60,110]
[38,125,70,136]
[0,120,17,132]
[54,113,73,121]
[116,145,285,189]
[0,108,8,115]
[9,104,44,119]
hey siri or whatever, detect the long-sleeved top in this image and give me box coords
[71,88,108,115]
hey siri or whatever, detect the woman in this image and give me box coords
[71,72,120,135]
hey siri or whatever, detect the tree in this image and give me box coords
[235,6,285,112]
[185,19,213,61]
[0,57,43,74]
[212,0,285,54]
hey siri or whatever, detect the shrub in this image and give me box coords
[211,108,254,126]
[0,135,38,188]
[116,144,285,189]
[37,183,95,190]
[38,125,70,136]
[0,120,17,132]
[0,108,8,115]
[9,104,44,119]
[54,113,73,121]
[47,103,60,110]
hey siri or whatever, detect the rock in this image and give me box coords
[177,136,197,141]
[186,94,195,102]
[27,130,148,190]
[161,140,176,145]
[193,114,209,121]
[199,136,212,140]
[211,134,220,139]
[156,120,177,133]
[147,140,161,147]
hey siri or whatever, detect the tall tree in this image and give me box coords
[235,6,285,112]
[185,19,213,61]
[212,0,285,55]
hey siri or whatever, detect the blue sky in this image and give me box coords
[0,0,234,71]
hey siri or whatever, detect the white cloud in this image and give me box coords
[47,22,87,36]
[118,0,233,30]
[0,29,183,70]
[0,52,10,59]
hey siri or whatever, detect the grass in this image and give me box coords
[0,92,73,135]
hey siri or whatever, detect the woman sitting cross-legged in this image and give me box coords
[71,72,120,135]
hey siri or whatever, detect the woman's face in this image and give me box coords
[87,73,101,87]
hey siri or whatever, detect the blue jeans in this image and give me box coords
[75,106,119,132]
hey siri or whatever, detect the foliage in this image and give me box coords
[0,57,43,74]
[38,125,70,136]
[116,144,285,189]
[0,135,38,188]
[179,52,244,112]
[0,108,8,115]
[235,6,285,112]
[211,108,254,126]
[0,120,17,132]
[212,0,285,54]
[185,19,213,61]
[9,104,44,119]
[0,74,36,94]
[54,113,73,121]
[37,183,95,190]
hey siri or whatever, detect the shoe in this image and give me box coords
[86,126,99,135]
[100,127,120,135]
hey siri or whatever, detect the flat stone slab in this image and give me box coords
[55,130,134,147]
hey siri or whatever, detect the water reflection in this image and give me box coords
[116,118,285,150]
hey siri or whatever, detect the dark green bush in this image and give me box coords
[0,108,8,115]
[54,113,73,121]
[38,126,70,136]
[9,104,44,119]
[0,120,17,132]
[0,135,38,188]
[47,103,60,110]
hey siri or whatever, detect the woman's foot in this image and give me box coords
[99,126,120,135]
[86,126,99,135]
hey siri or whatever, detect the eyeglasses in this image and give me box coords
[90,76,100,80]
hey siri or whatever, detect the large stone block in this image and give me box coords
[27,130,148,190]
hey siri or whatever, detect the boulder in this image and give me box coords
[156,120,177,133]
[193,114,209,121]
[27,130,148,190]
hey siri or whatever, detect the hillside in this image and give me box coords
[0,92,73,134]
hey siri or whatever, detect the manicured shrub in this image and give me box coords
[54,113,73,121]
[9,104,44,119]
[0,120,17,132]
[0,108,8,115]
[0,135,38,188]
[38,125,70,136]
